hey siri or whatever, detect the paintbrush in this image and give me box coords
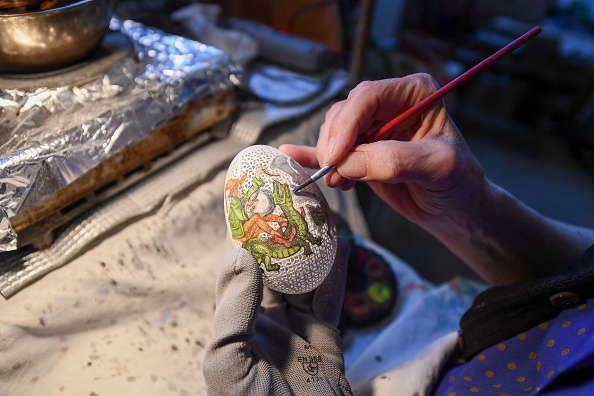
[293,26,542,193]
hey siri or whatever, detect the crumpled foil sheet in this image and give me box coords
[0,18,241,252]
[0,68,349,297]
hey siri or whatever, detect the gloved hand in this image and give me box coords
[203,238,353,396]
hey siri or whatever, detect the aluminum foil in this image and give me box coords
[0,18,241,252]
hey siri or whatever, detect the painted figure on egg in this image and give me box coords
[224,162,322,271]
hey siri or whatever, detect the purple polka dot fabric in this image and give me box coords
[434,298,594,395]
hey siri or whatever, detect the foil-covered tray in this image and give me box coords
[0,18,239,252]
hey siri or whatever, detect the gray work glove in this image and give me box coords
[203,237,353,396]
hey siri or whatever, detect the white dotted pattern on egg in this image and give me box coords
[224,145,337,294]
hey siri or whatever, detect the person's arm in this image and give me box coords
[430,178,594,285]
[281,74,594,285]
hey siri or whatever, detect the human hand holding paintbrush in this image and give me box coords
[281,72,482,228]
[290,26,541,194]
[279,26,593,285]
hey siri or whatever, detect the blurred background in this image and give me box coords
[114,0,594,283]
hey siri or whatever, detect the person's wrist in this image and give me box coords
[435,177,493,234]
[420,176,520,282]
[436,178,557,284]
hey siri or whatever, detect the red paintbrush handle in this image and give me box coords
[368,26,542,142]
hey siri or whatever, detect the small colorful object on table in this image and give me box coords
[340,244,398,329]
[332,214,399,329]
[224,145,337,294]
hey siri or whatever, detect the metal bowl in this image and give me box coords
[0,0,116,73]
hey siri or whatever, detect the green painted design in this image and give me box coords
[225,165,323,272]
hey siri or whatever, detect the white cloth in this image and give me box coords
[0,172,226,395]
[0,187,481,395]
[354,332,459,396]
[343,237,486,395]
[171,3,259,66]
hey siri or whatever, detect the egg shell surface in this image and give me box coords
[224,145,337,294]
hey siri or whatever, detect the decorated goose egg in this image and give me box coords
[223,145,337,294]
